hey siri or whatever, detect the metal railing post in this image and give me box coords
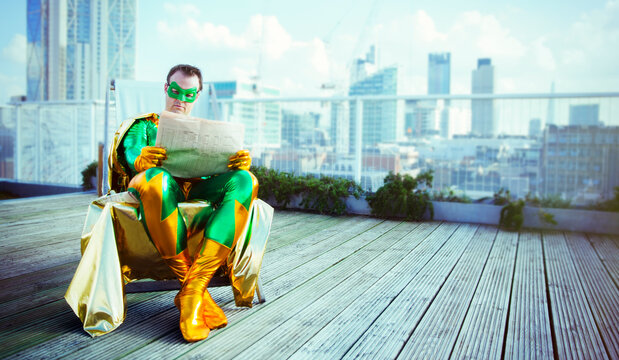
[355,98,363,185]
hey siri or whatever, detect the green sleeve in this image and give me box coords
[122,119,158,175]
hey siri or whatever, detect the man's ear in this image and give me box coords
[164,82,168,93]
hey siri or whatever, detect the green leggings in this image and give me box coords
[128,168,257,256]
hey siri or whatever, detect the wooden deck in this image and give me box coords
[0,193,618,359]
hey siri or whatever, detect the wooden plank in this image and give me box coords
[503,231,554,359]
[565,232,619,359]
[267,214,351,251]
[12,216,391,359]
[287,222,458,359]
[339,224,479,359]
[0,262,77,306]
[260,216,381,280]
[587,234,619,288]
[0,214,85,250]
[450,229,517,359]
[543,231,609,359]
[0,238,82,280]
[397,225,497,359]
[235,222,440,359]
[0,194,95,223]
[0,292,166,358]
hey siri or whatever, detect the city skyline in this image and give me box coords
[1,0,618,105]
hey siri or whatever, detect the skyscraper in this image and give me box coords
[427,52,450,95]
[529,118,541,138]
[350,45,378,85]
[210,80,281,149]
[471,58,495,137]
[428,52,451,137]
[27,0,136,101]
[349,66,401,153]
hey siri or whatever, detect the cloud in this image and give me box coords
[412,10,447,43]
[0,72,25,103]
[156,20,246,49]
[245,15,293,60]
[451,11,526,59]
[309,38,329,75]
[2,34,26,64]
[163,3,201,16]
[532,37,556,71]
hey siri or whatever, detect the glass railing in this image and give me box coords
[1,93,618,205]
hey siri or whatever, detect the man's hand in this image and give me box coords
[228,150,251,171]
[134,146,167,173]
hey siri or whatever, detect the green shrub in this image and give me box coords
[431,187,472,203]
[250,166,363,215]
[298,174,363,215]
[525,193,571,209]
[499,199,525,231]
[81,161,98,190]
[367,170,434,221]
[495,189,557,231]
[587,187,619,212]
[251,166,299,209]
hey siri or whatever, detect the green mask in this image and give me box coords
[167,81,199,103]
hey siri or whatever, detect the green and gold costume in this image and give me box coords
[66,112,270,340]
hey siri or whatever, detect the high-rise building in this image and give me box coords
[210,80,281,149]
[546,81,556,125]
[542,124,619,201]
[471,58,495,137]
[404,100,441,138]
[569,104,601,126]
[350,45,378,85]
[349,66,402,153]
[428,52,451,138]
[428,53,450,95]
[529,118,541,138]
[27,0,136,101]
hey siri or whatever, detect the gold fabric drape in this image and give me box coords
[65,192,273,337]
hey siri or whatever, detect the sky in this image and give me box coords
[1,0,618,104]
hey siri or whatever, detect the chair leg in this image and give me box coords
[255,277,266,303]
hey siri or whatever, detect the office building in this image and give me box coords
[27,0,137,101]
[210,80,281,149]
[542,124,619,201]
[471,58,495,137]
[348,66,402,153]
[404,100,440,138]
[350,45,378,85]
[569,104,601,126]
[428,53,450,95]
[529,118,541,138]
[428,52,451,138]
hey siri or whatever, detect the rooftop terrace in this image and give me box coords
[0,193,617,359]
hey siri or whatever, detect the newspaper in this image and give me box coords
[155,110,245,178]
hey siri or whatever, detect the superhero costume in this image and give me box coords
[66,112,271,339]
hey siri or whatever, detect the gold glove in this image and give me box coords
[228,150,251,171]
[134,146,167,173]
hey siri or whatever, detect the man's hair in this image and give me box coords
[167,64,203,92]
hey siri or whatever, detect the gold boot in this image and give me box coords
[178,239,230,342]
[162,249,192,283]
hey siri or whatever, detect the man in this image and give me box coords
[110,64,257,342]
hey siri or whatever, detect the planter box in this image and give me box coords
[266,195,619,235]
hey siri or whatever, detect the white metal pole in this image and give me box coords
[355,98,363,185]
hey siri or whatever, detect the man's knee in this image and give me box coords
[128,167,180,199]
[227,170,258,198]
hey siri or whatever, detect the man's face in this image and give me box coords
[164,71,201,115]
